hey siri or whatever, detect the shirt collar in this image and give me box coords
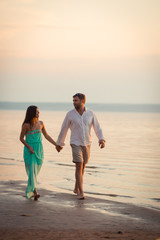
[74,106,87,115]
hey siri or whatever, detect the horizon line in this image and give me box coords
[0,101,160,105]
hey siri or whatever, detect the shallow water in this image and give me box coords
[0,110,160,210]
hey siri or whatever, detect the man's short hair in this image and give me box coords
[73,93,86,103]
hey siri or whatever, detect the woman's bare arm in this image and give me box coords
[41,122,57,146]
[19,124,34,153]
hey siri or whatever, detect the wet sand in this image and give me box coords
[0,180,160,240]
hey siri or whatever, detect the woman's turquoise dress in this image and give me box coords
[24,129,44,198]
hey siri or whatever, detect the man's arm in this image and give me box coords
[56,112,71,147]
[92,113,105,148]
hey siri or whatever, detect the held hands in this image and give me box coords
[99,139,105,149]
[56,145,63,152]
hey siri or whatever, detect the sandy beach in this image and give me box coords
[0,180,160,240]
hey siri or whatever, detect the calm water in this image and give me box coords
[0,109,160,210]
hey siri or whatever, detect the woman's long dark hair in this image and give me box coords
[22,105,38,126]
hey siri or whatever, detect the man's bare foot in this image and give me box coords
[77,193,85,200]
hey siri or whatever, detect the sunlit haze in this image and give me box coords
[0,0,160,103]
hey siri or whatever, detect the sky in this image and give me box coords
[0,0,160,104]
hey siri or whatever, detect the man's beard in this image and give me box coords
[75,104,81,110]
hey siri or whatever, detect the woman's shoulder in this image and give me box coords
[39,120,44,128]
[22,123,30,130]
[39,120,43,125]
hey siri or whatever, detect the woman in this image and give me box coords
[20,105,60,200]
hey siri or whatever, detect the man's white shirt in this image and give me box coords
[56,108,105,146]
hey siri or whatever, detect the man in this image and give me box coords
[56,93,105,199]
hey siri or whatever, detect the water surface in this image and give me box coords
[0,109,160,210]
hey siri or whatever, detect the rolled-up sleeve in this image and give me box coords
[56,113,71,146]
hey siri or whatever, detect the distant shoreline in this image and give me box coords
[0,101,160,112]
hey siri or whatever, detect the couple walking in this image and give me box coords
[20,93,105,200]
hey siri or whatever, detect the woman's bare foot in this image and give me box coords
[73,188,80,195]
[34,190,40,201]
